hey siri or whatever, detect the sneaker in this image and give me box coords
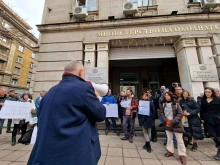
[164,151,174,157]
[191,143,198,152]
[121,137,129,140]
[129,137,133,143]
[114,131,120,136]
[214,150,220,160]
[105,130,109,135]
[152,137,157,143]
[180,156,187,164]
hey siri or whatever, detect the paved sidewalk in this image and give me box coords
[0,129,220,165]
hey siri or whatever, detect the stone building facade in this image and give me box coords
[32,0,220,99]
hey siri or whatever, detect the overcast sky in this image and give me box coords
[3,0,45,39]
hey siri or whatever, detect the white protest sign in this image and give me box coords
[104,104,118,118]
[138,100,150,116]
[0,101,33,119]
[121,100,130,108]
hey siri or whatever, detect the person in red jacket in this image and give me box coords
[121,88,138,143]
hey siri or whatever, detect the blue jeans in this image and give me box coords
[0,119,5,130]
[105,118,118,132]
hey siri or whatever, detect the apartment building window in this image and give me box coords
[76,0,98,11]
[14,67,20,75]
[26,81,31,88]
[12,79,18,86]
[28,72,32,79]
[16,56,23,64]
[4,23,10,29]
[0,37,7,42]
[31,53,36,59]
[25,38,29,44]
[138,0,153,6]
[31,43,35,47]
[18,45,24,53]
[17,33,23,40]
[30,62,34,69]
[0,60,4,70]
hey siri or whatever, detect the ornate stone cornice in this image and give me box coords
[37,13,220,32]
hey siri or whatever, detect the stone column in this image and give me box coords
[211,35,220,86]
[5,41,16,74]
[174,38,204,99]
[197,38,220,88]
[97,42,109,83]
[84,43,96,68]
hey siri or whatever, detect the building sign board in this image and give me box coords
[85,67,106,83]
[97,25,219,37]
[189,64,219,82]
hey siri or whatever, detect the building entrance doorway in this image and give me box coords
[120,73,139,97]
[109,58,180,98]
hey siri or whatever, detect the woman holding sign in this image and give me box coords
[138,92,155,153]
[161,92,187,164]
[11,92,35,146]
[179,90,203,152]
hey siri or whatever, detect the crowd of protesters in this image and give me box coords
[0,87,46,146]
[101,85,220,164]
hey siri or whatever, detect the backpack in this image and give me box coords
[21,128,34,145]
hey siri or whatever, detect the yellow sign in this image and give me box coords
[97,25,219,37]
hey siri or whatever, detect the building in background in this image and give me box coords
[0,1,38,95]
[32,0,220,99]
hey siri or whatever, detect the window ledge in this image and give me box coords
[138,5,158,11]
[88,11,99,15]
[187,2,201,8]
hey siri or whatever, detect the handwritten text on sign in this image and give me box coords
[0,101,33,119]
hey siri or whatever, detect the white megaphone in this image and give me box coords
[87,81,109,97]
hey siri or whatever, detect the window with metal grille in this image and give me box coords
[138,0,153,6]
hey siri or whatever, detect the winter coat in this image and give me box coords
[180,98,204,140]
[101,94,116,104]
[149,96,158,119]
[161,101,184,133]
[117,96,125,118]
[121,96,138,119]
[13,98,35,124]
[200,97,220,125]
[138,100,155,128]
[6,95,19,101]
[27,74,106,165]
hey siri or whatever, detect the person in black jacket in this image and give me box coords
[147,89,158,142]
[200,87,220,160]
[138,92,155,153]
[179,90,204,152]
[117,91,125,126]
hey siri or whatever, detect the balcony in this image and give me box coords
[0,40,10,49]
[0,50,8,61]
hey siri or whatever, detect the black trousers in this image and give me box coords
[151,119,157,140]
[12,123,28,138]
[206,123,220,146]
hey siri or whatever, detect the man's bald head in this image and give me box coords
[0,87,7,97]
[64,61,85,79]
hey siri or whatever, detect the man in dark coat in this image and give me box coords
[27,61,106,165]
